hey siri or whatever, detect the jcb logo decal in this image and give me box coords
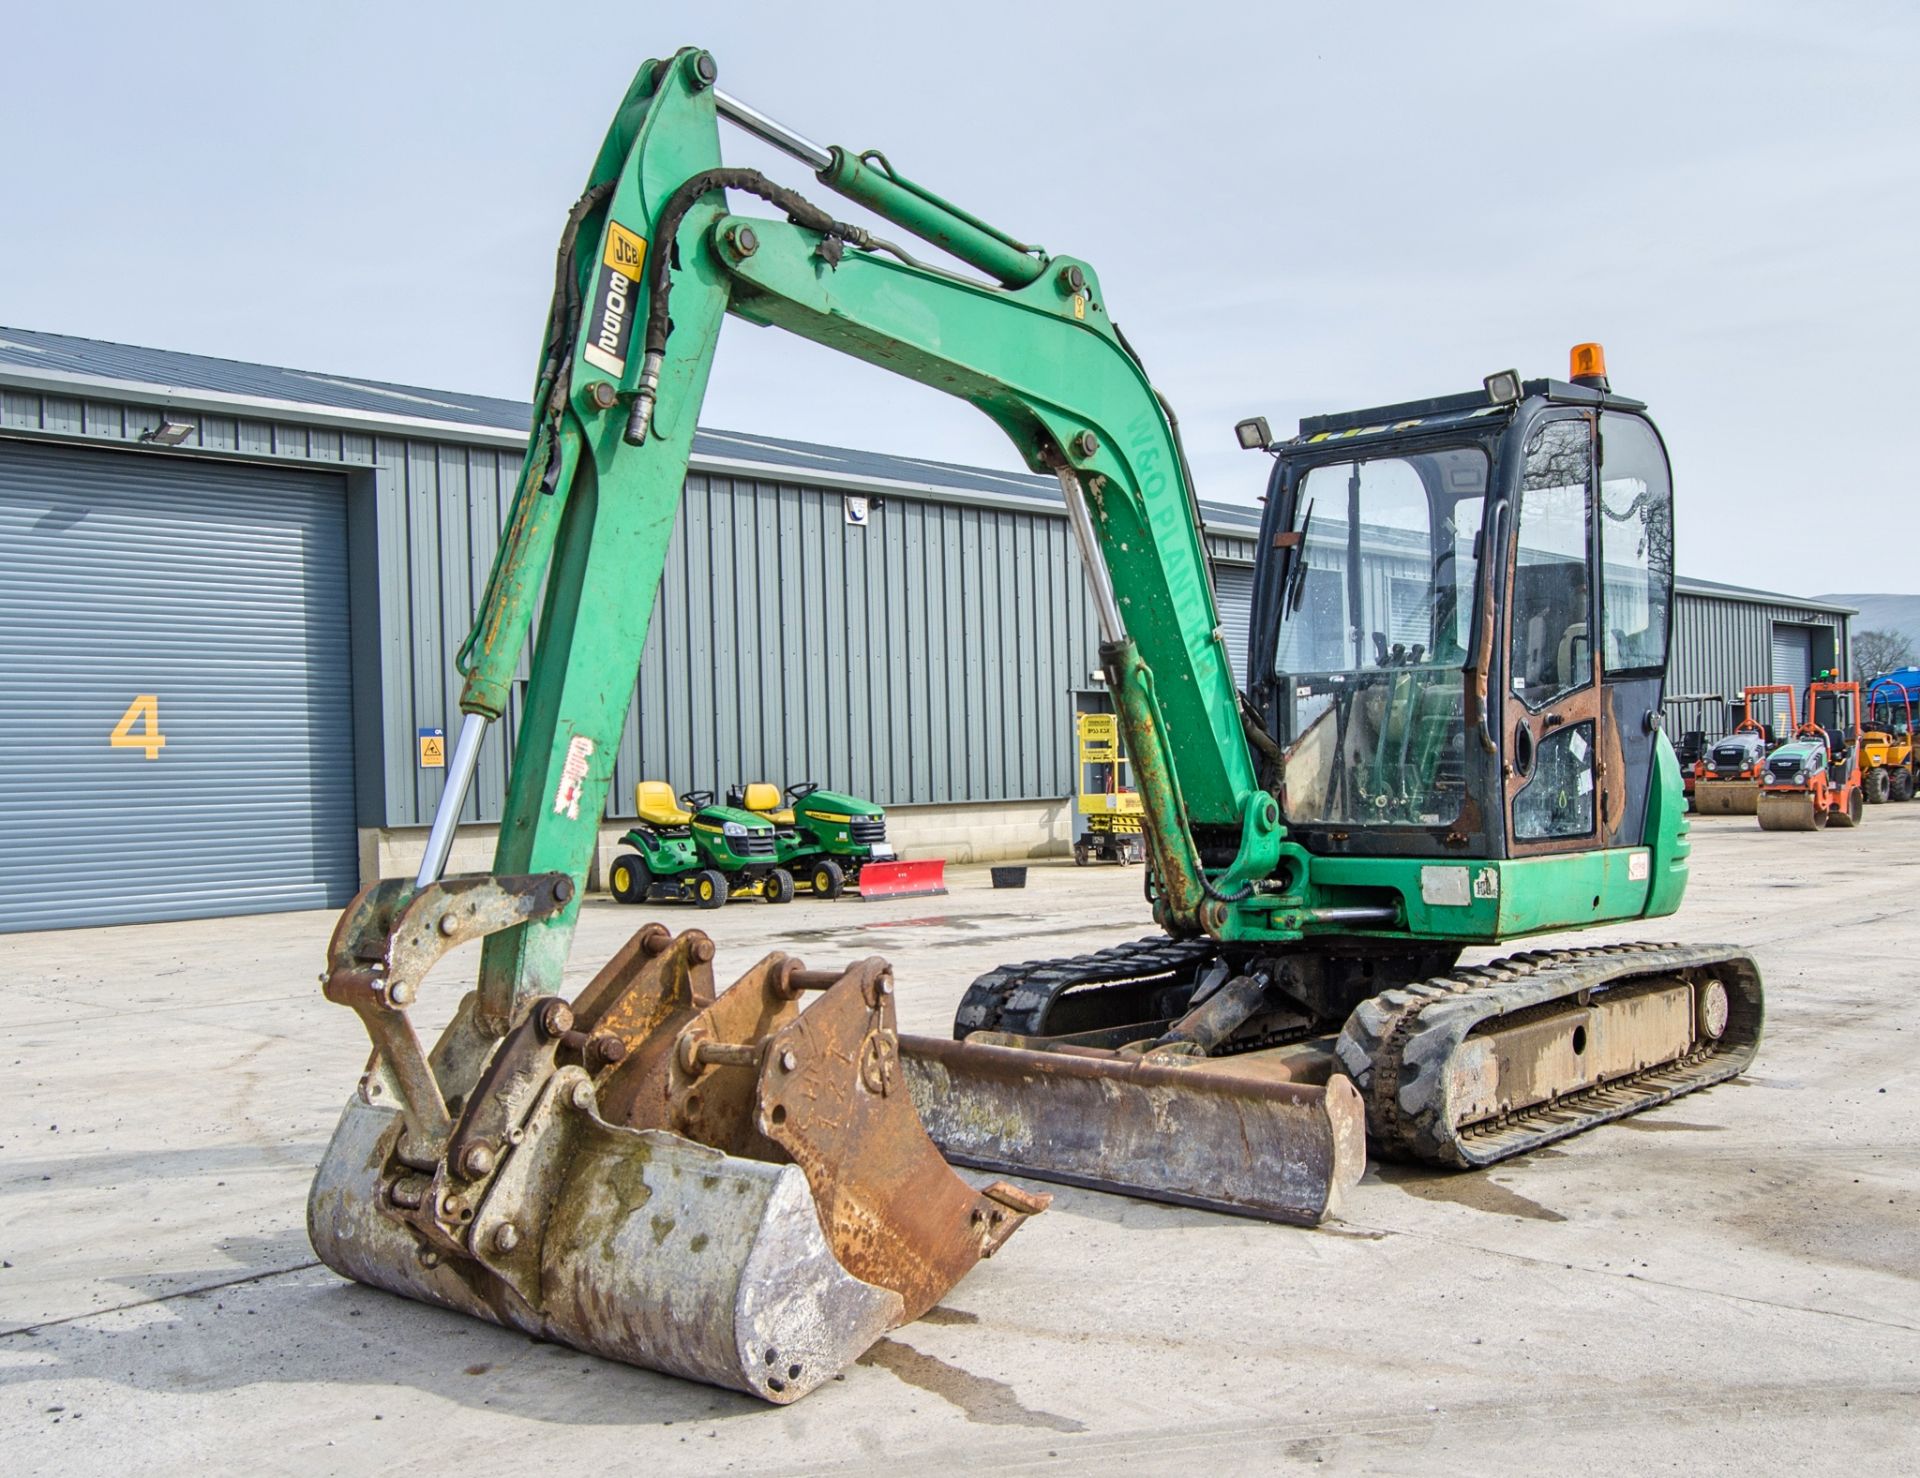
[583,223,646,378]
[604,222,647,281]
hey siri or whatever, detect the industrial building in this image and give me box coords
[0,328,1852,930]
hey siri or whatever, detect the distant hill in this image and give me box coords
[1818,594,1920,639]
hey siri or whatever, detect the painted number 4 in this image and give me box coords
[110,694,167,759]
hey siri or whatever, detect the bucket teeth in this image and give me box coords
[310,903,1043,1403]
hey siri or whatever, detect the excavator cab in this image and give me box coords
[1249,349,1675,863]
[934,352,1753,1196]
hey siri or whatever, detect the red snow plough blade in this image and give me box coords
[856,859,947,900]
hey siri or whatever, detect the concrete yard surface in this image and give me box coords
[3,812,1918,1475]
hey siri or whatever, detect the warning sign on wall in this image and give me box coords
[418,727,446,768]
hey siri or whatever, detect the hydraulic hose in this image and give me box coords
[628,168,873,441]
[1201,872,1256,905]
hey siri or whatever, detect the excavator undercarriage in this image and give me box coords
[904,936,1759,1220]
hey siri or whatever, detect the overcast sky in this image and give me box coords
[4,3,1914,596]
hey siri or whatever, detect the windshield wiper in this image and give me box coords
[1285,497,1315,615]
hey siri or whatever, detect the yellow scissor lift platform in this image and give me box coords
[1074,712,1144,865]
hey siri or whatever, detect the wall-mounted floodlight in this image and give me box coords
[1482,370,1522,405]
[140,418,195,447]
[1234,416,1272,451]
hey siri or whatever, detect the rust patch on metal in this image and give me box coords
[568,934,1045,1318]
[753,959,1045,1320]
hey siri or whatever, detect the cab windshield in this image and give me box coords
[1272,445,1488,826]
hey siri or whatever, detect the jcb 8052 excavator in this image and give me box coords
[309,48,1764,1403]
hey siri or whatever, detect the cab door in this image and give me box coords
[1592,411,1676,847]
[1500,414,1625,854]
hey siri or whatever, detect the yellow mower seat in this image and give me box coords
[741,782,795,826]
[635,781,693,828]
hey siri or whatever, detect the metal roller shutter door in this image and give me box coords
[1213,563,1254,690]
[0,441,357,931]
[1771,623,1812,697]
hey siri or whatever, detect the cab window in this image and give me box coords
[1598,413,1673,674]
[1508,419,1593,711]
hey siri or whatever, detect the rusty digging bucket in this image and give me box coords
[308,876,1045,1404]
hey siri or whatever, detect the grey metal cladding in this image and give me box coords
[1668,590,1849,703]
[1214,565,1255,691]
[596,473,1102,815]
[0,330,1294,827]
[0,440,357,930]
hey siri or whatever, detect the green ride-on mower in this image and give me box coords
[728,781,946,900]
[608,781,795,907]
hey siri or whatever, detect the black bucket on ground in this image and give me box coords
[990,866,1027,889]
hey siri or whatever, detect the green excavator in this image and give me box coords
[309,47,1763,1403]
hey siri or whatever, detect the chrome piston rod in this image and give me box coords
[714,88,833,172]
[415,711,488,888]
[1056,469,1126,644]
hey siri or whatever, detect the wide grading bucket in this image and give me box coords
[309,877,1043,1403]
[1694,777,1760,815]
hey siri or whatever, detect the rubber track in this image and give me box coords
[1333,941,1765,1168]
[952,935,1216,1039]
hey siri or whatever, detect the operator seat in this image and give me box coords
[741,782,796,827]
[635,781,693,829]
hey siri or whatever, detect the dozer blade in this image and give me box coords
[309,880,1044,1404]
[856,858,948,900]
[900,1034,1366,1225]
[1757,790,1824,830]
[1693,778,1760,815]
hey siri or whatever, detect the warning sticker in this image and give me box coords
[552,735,595,820]
[582,222,647,377]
